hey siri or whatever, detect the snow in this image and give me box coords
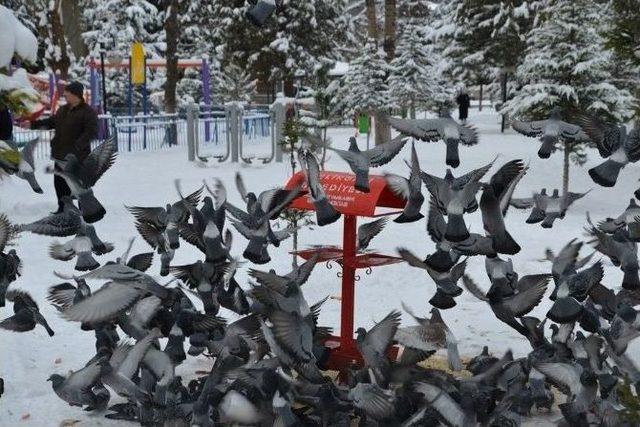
[0,5,38,68]
[1,108,639,425]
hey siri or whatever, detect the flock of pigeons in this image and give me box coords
[0,107,639,426]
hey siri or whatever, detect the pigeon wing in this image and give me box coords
[511,119,546,137]
[79,138,117,187]
[126,252,154,272]
[364,310,402,355]
[358,218,388,251]
[366,135,407,167]
[535,362,582,397]
[388,117,442,142]
[426,200,446,243]
[62,282,140,323]
[461,275,489,301]
[458,124,478,146]
[384,173,410,200]
[578,116,621,157]
[502,278,548,316]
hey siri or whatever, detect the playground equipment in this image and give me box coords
[284,171,406,378]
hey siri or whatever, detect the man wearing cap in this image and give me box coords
[30,81,98,213]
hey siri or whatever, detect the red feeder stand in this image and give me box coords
[284,170,406,377]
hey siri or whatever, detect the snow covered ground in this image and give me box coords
[1,108,639,425]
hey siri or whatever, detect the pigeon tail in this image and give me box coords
[588,160,624,188]
[445,213,470,242]
[313,198,341,227]
[424,250,456,273]
[540,213,561,228]
[75,252,100,272]
[622,268,640,290]
[546,297,583,324]
[393,211,424,224]
[78,190,106,224]
[537,135,556,159]
[354,170,370,193]
[492,231,521,255]
[445,139,460,168]
[526,207,545,224]
[243,239,271,265]
[429,289,457,310]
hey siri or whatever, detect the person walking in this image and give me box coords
[456,87,471,124]
[30,82,97,213]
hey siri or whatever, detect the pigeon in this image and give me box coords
[605,304,640,355]
[511,107,589,158]
[511,188,548,223]
[539,189,590,228]
[348,382,395,421]
[462,274,549,339]
[466,346,499,376]
[586,216,639,289]
[534,361,598,412]
[595,198,640,240]
[388,111,479,168]
[47,278,91,312]
[297,148,341,226]
[0,214,20,307]
[0,289,55,336]
[355,310,401,386]
[20,197,111,253]
[480,159,527,254]
[48,138,117,223]
[384,142,425,223]
[579,116,640,187]
[225,178,302,264]
[412,382,474,427]
[547,261,604,324]
[395,302,462,371]
[0,138,43,193]
[49,230,114,271]
[425,200,495,272]
[48,357,110,409]
[398,248,467,309]
[356,217,388,251]
[484,255,518,298]
[126,186,203,250]
[327,135,407,192]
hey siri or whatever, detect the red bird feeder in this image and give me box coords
[285,170,406,376]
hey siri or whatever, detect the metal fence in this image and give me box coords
[12,105,272,161]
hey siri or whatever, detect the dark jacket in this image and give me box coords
[0,107,12,141]
[32,101,97,161]
[456,93,471,120]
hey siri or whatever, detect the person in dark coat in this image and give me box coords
[0,106,13,141]
[30,82,98,213]
[456,88,471,124]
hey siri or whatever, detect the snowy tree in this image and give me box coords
[334,40,394,122]
[0,5,39,117]
[604,0,640,114]
[82,0,160,109]
[216,63,257,103]
[503,0,635,197]
[388,0,436,118]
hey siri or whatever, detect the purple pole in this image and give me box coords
[89,59,98,108]
[201,57,211,142]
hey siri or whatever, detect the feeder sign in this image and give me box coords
[358,114,370,134]
[130,42,146,85]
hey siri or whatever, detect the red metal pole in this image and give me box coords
[341,214,357,350]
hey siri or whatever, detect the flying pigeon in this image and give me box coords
[0,214,20,307]
[0,289,55,336]
[355,310,401,386]
[595,198,640,241]
[48,138,117,223]
[388,111,479,168]
[579,116,640,187]
[384,142,425,223]
[511,107,589,158]
[297,148,341,226]
[0,138,43,193]
[480,159,527,254]
[48,357,110,410]
[327,135,407,192]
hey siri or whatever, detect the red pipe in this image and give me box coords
[340,214,357,351]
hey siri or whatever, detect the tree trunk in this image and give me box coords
[164,0,179,114]
[164,0,179,145]
[479,84,483,111]
[383,0,397,60]
[500,71,508,133]
[61,0,88,59]
[365,0,378,40]
[562,141,571,198]
[49,0,71,79]
[374,111,391,146]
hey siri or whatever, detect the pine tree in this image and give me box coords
[503,0,634,196]
[82,0,160,109]
[604,0,640,115]
[388,0,435,118]
[334,40,394,119]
